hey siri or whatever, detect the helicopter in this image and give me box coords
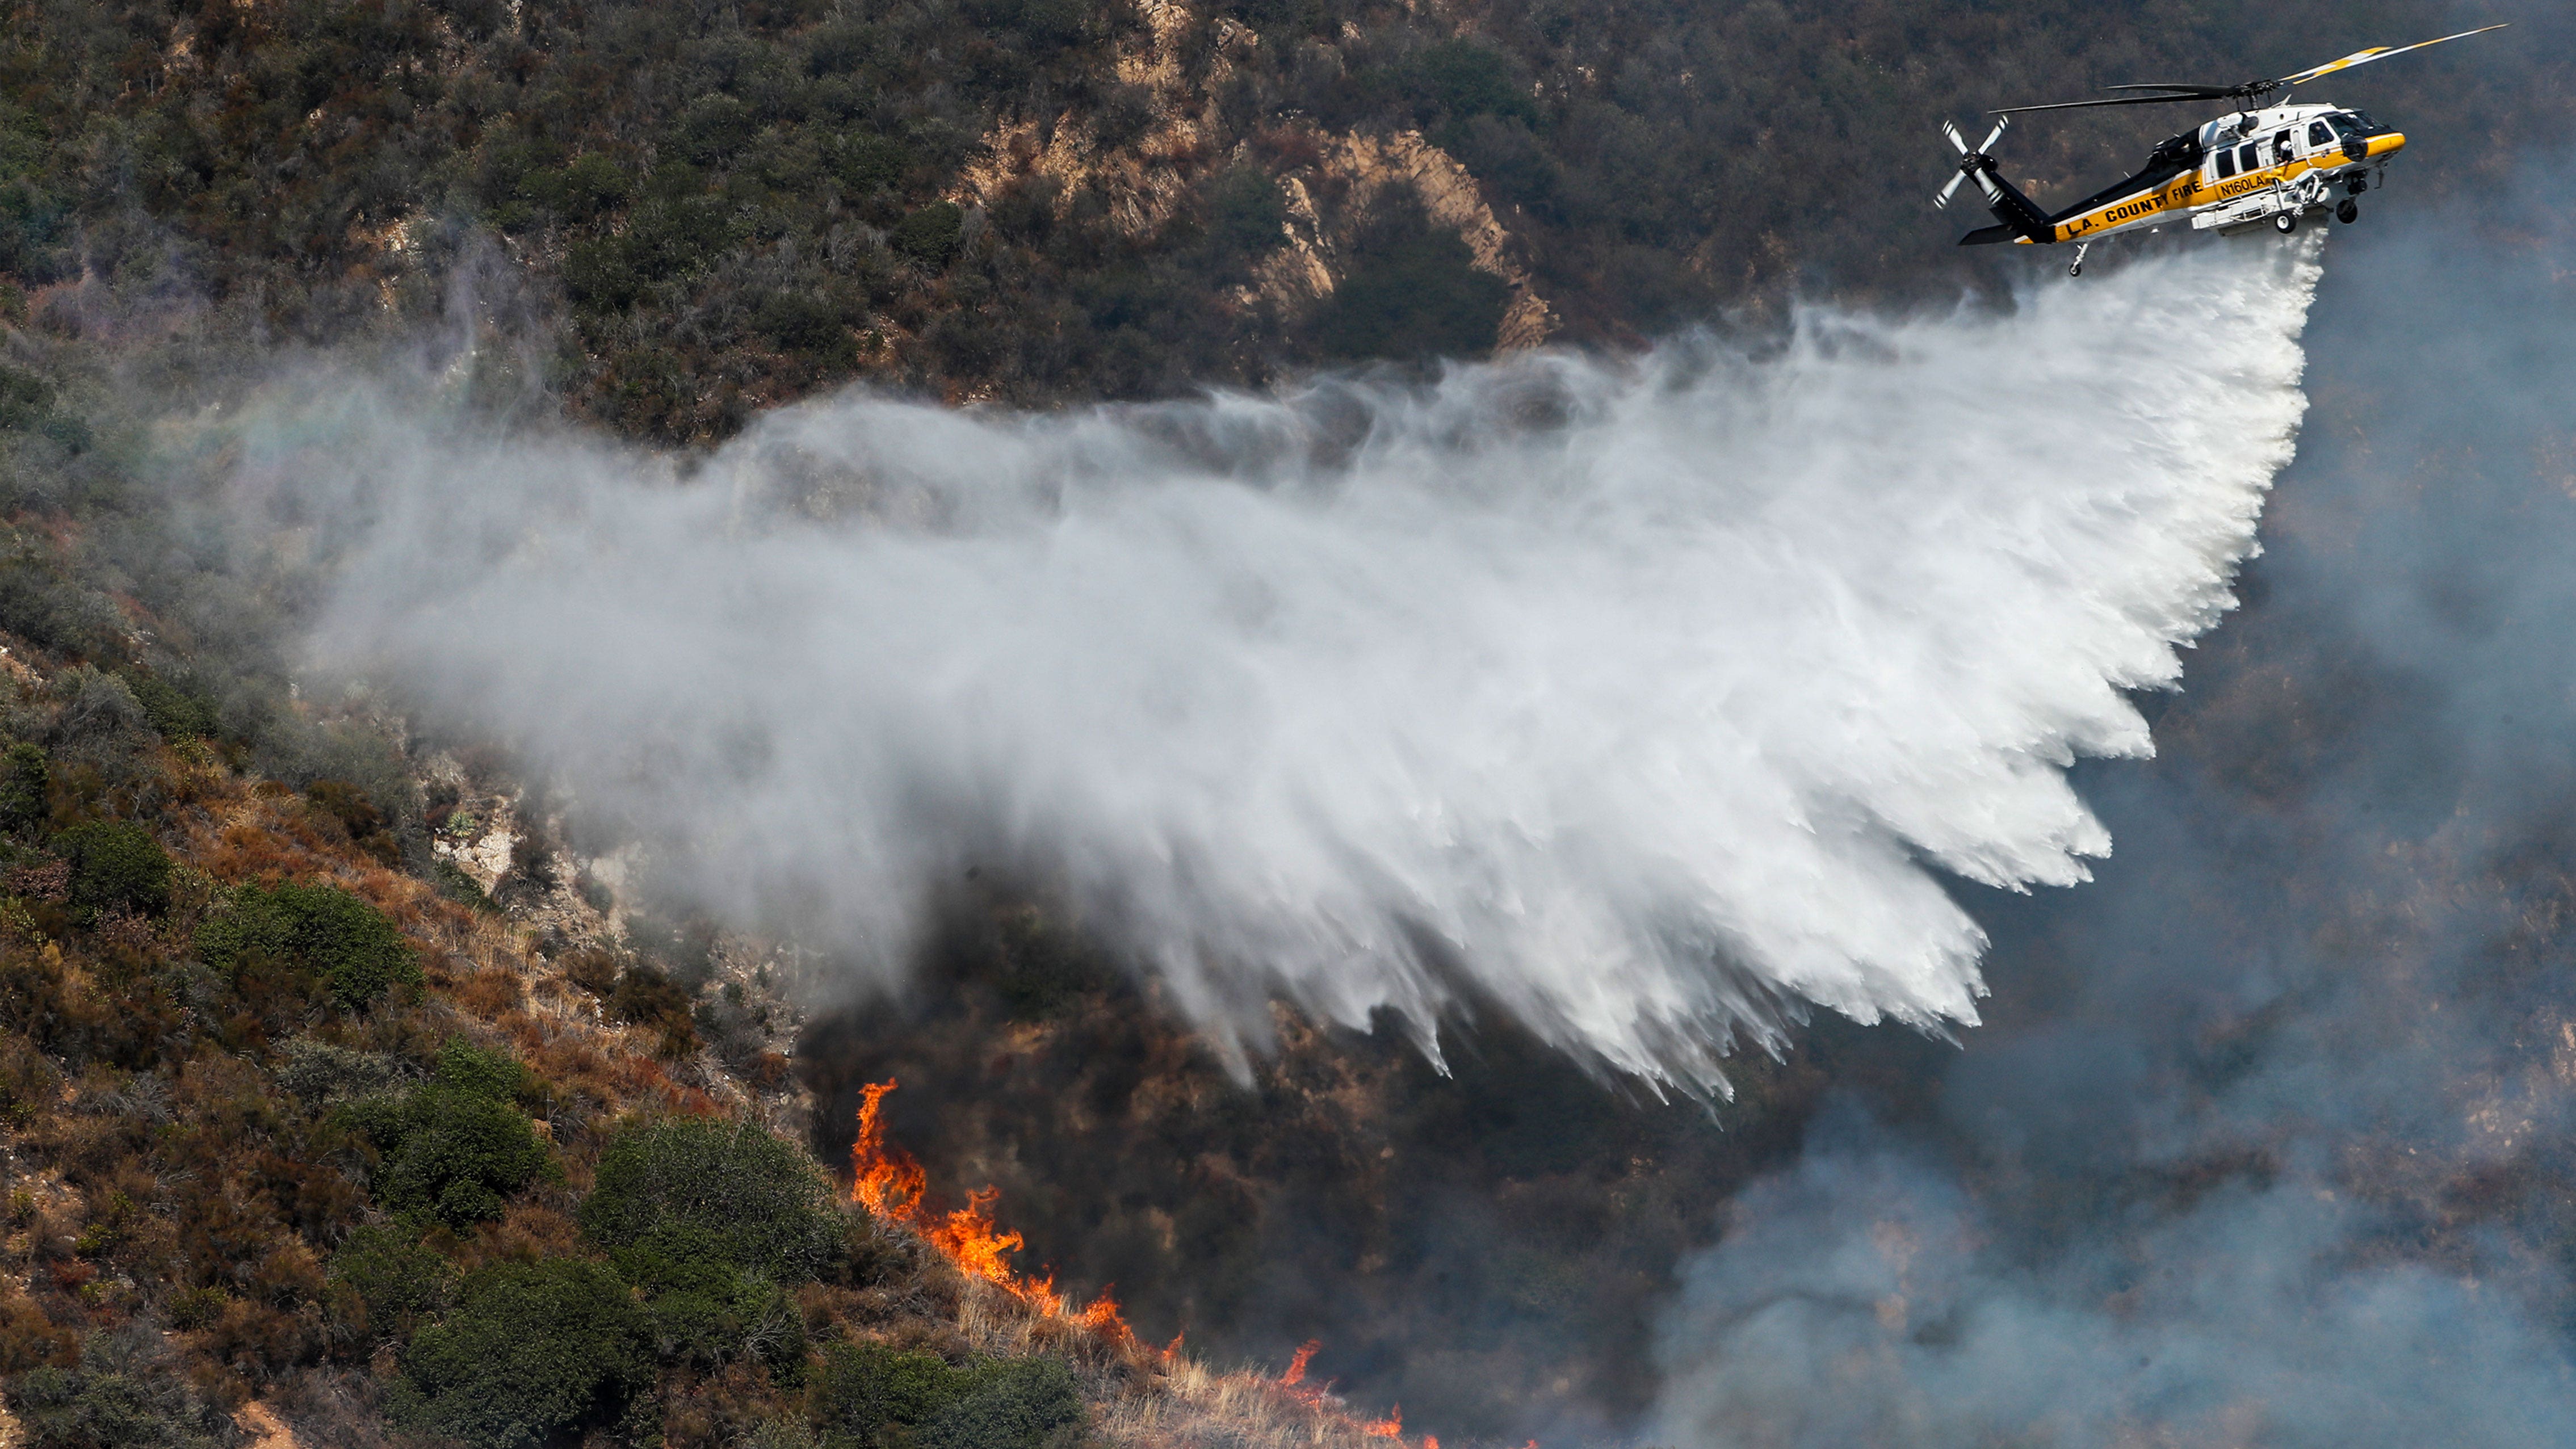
[1936,24,2507,276]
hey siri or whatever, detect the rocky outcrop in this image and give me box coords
[953,1,1559,355]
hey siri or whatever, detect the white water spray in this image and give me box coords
[236,237,2318,1088]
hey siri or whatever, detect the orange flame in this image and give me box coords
[852,1080,1160,1355]
[1278,1337,1333,1409]
[859,1084,1474,1446]
[851,1080,928,1220]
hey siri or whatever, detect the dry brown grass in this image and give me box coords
[152,739,1391,1447]
[1097,1353,1413,1449]
[921,1273,1406,1449]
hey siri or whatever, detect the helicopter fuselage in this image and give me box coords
[1999,103,2406,246]
[1945,23,2502,262]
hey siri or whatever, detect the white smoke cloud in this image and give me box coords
[219,236,2318,1087]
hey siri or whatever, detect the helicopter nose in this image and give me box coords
[2367,132,2407,159]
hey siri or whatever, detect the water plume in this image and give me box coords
[221,237,2320,1088]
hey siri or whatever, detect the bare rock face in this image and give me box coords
[949,0,1218,242]
[948,0,1556,358]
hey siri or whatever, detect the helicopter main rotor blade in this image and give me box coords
[1994,27,2506,120]
[2273,23,2508,91]
[1991,92,2233,115]
[2101,83,2247,98]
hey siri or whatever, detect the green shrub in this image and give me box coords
[303,779,388,841]
[563,235,645,312]
[10,1329,232,1448]
[675,95,759,166]
[1411,40,1538,126]
[756,291,856,364]
[329,1224,458,1338]
[426,1034,531,1103]
[813,1343,975,1442]
[891,203,964,268]
[0,742,47,830]
[1207,166,1287,255]
[116,670,217,741]
[397,1260,650,1449]
[833,134,912,195]
[339,1038,553,1228]
[277,1037,405,1103]
[916,1357,1085,1449]
[612,1222,808,1372]
[0,563,123,661]
[0,364,51,431]
[626,195,734,278]
[53,821,170,920]
[607,962,699,1058]
[194,881,418,1007]
[813,1346,1084,1449]
[431,860,496,912]
[580,1115,839,1372]
[964,0,1086,48]
[580,1115,846,1283]
[540,152,634,222]
[1319,215,1509,362]
[165,1287,228,1331]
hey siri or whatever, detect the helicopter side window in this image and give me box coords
[2237,142,2260,173]
[2215,149,2237,179]
[2307,120,2335,148]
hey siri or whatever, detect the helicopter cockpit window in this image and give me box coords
[2215,149,2238,179]
[2308,120,2335,148]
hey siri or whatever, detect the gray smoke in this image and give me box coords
[1649,200,2576,1444]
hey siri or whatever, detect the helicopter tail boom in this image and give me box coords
[1937,118,2054,244]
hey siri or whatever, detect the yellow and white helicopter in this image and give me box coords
[1937,24,2507,276]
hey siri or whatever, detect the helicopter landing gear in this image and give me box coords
[2336,198,2360,225]
[2273,211,2299,235]
[2068,240,2092,278]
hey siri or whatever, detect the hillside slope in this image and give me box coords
[4,0,2564,434]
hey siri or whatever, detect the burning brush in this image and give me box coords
[851,1080,1497,1449]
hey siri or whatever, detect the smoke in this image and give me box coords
[1648,198,2576,1444]
[207,237,2319,1089]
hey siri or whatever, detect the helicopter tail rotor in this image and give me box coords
[1934,116,2010,209]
